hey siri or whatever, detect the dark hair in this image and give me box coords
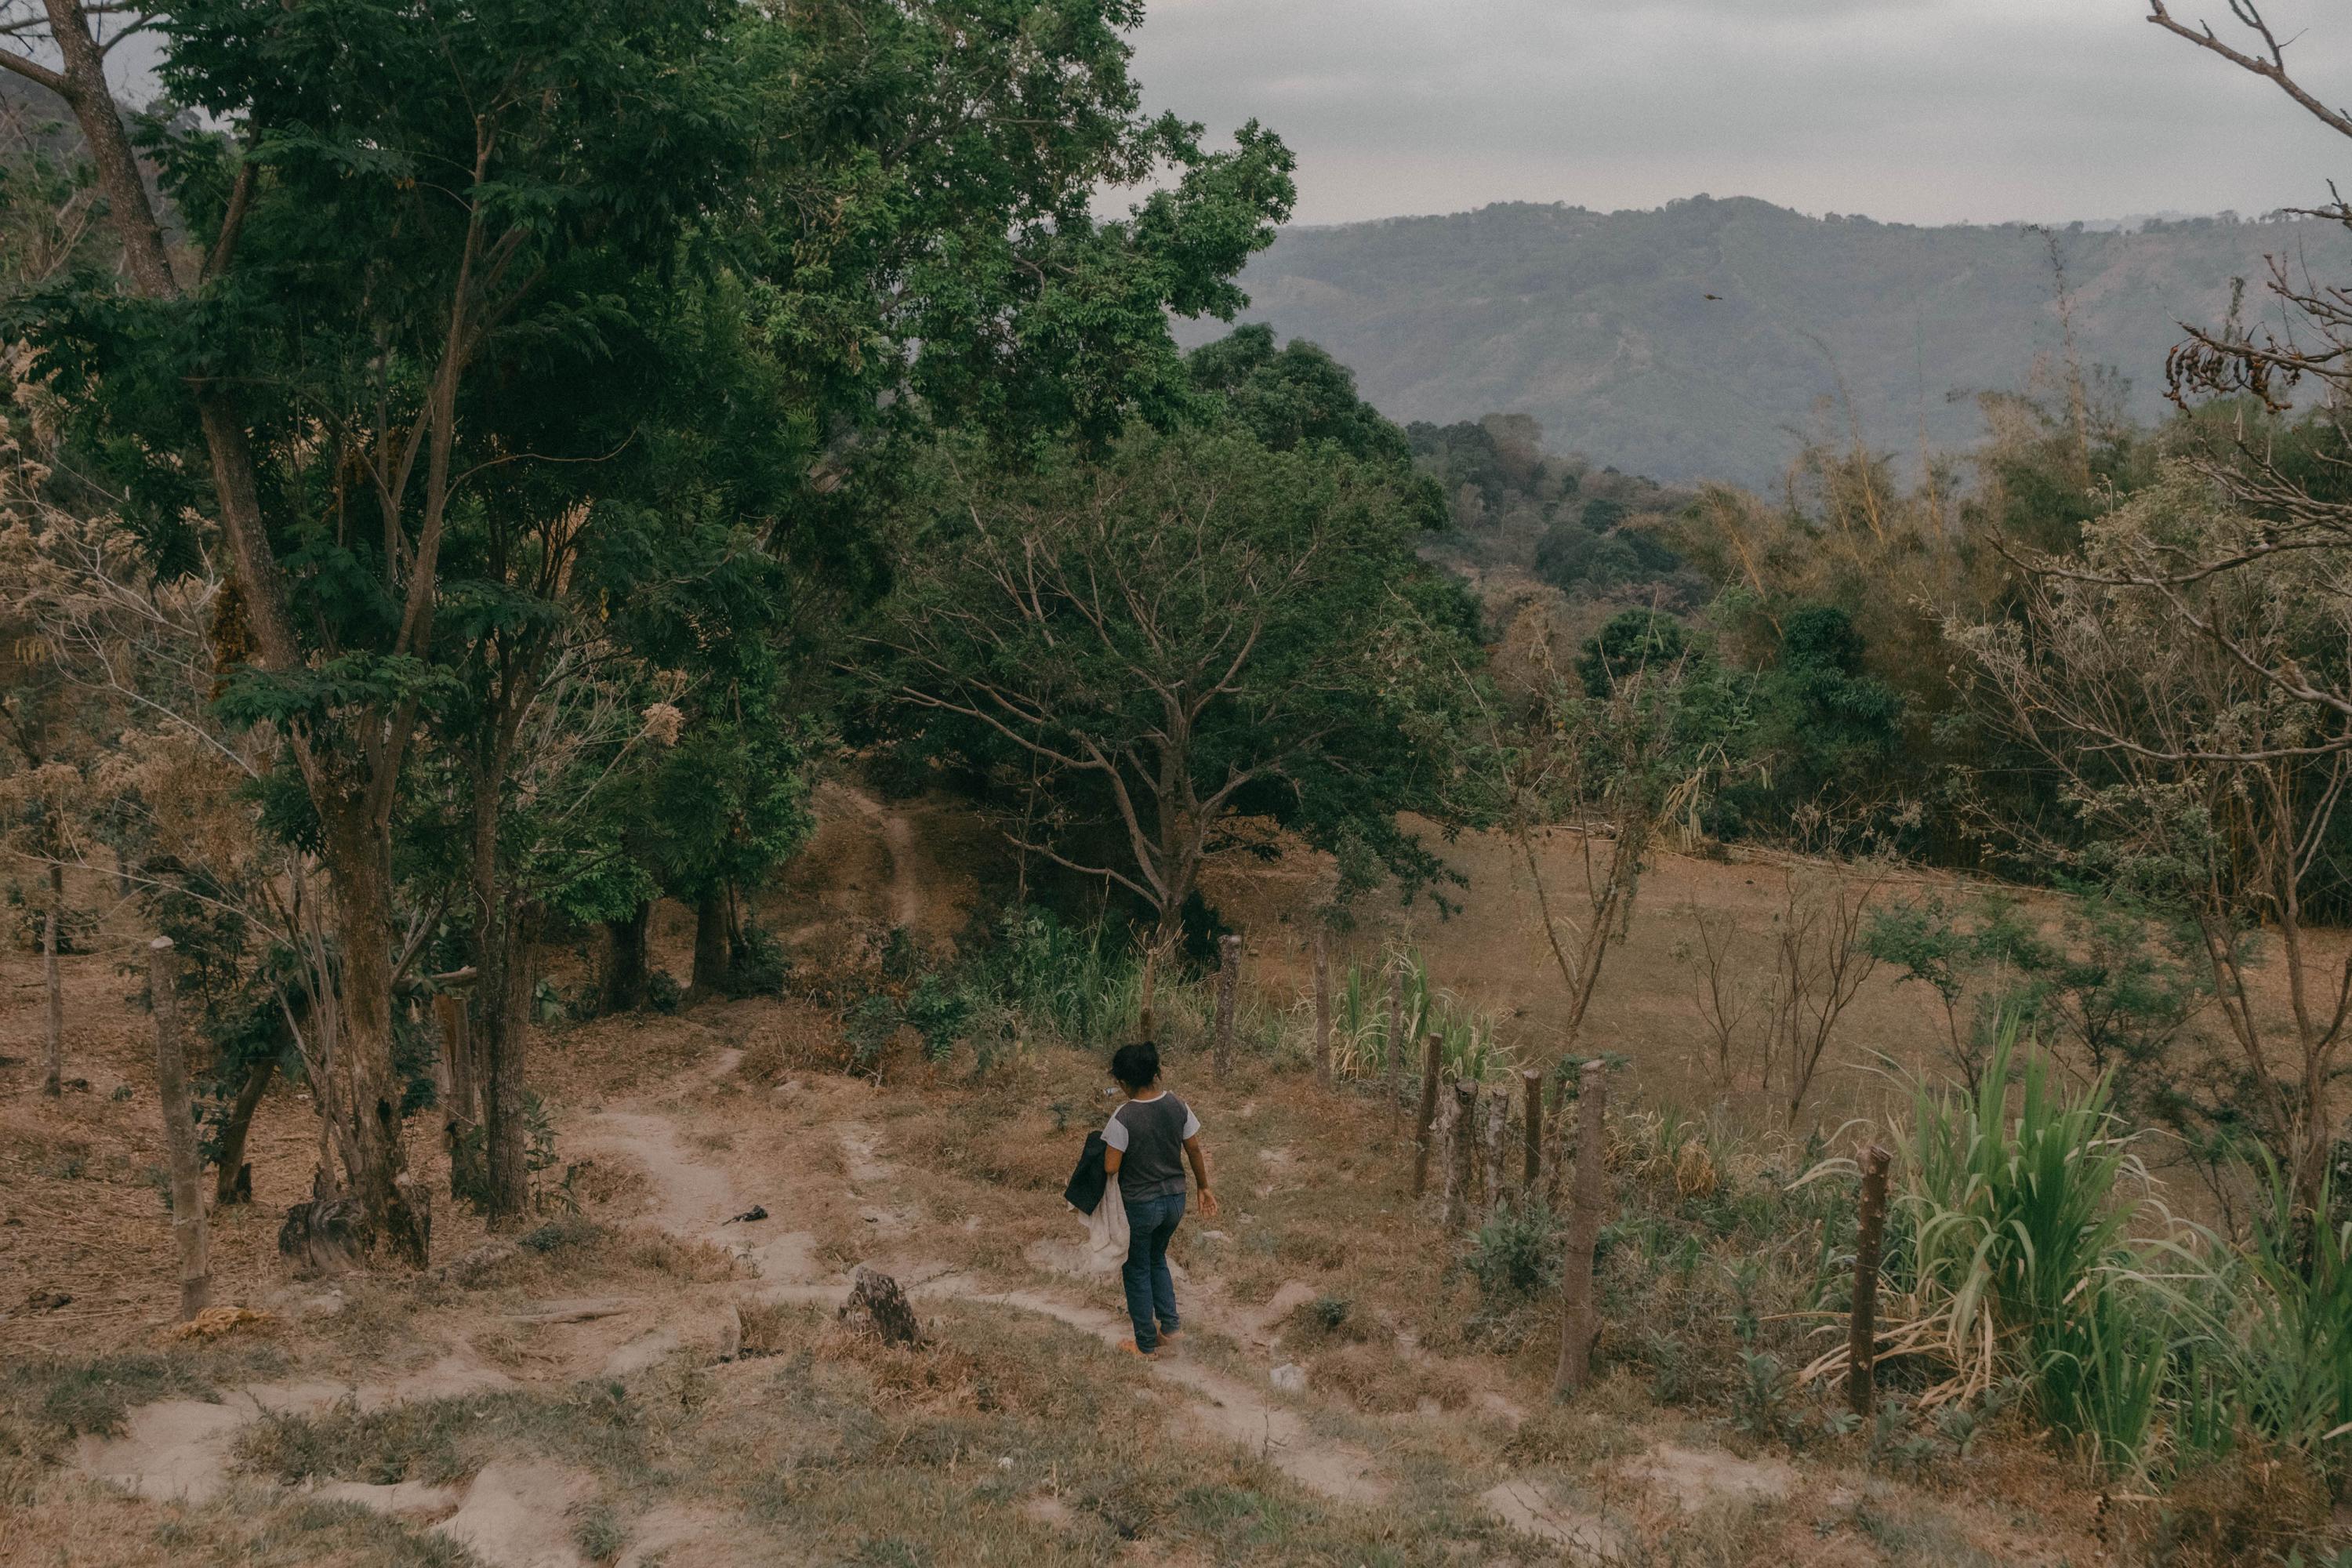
[1109,1040,1160,1093]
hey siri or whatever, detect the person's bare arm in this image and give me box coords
[1183,1134,1219,1218]
[1102,1145,1123,1178]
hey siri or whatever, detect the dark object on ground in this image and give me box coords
[724,1205,768,1225]
[24,1287,71,1312]
[839,1268,924,1348]
[1063,1131,1109,1217]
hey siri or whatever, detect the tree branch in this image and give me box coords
[2148,1,2352,140]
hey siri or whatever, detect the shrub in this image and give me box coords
[448,1090,559,1214]
[1465,1197,1562,1304]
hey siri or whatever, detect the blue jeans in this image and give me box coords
[1120,1190,1185,1352]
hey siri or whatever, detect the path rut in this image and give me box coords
[74,1051,1421,1561]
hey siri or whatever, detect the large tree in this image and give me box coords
[5,0,1294,1258]
[1960,466,2352,1214]
[877,407,1476,946]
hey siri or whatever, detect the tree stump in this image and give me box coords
[840,1268,924,1348]
[151,938,212,1320]
[1848,1144,1892,1417]
[1214,935,1241,1079]
[1554,1058,1609,1398]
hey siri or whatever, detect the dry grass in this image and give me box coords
[733,996,846,1082]
[0,794,2252,1568]
[1308,1341,1476,1414]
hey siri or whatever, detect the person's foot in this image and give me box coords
[1120,1338,1156,1358]
[1156,1328,1183,1345]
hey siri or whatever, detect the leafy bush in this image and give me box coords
[727,921,791,997]
[982,907,1142,1045]
[6,885,96,953]
[902,975,972,1063]
[448,1090,561,1215]
[1465,1198,1562,1304]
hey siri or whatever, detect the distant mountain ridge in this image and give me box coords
[1184,195,2350,488]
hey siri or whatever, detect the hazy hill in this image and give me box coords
[1186,195,2351,488]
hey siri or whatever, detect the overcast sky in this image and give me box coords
[1125,0,2352,227]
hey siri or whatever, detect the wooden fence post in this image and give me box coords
[1138,943,1157,1044]
[1848,1144,1892,1418]
[1214,935,1240,1079]
[1443,1080,1479,1230]
[151,938,212,1322]
[1312,932,1332,1087]
[1410,1033,1443,1196]
[1554,1058,1608,1399]
[1384,961,1407,1123]
[1521,1069,1544,1194]
[1481,1091,1509,1217]
[42,864,63,1097]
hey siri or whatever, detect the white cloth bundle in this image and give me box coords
[1081,1174,1129,1268]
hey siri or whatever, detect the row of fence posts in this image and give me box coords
[1199,934,1896,1412]
[142,924,1899,1389]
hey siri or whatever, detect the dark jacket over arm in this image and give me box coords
[1063,1132,1109,1216]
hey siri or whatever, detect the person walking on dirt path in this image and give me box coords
[1102,1040,1218,1357]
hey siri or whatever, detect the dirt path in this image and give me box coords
[848,787,926,933]
[70,1048,1482,1558]
[572,1076,1395,1504]
[570,1109,741,1238]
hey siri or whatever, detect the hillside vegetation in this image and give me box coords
[1189,195,2350,485]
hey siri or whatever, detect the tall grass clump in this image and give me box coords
[982,908,1145,1044]
[1327,946,1509,1083]
[1853,1018,2170,1472]
[2159,1156,2352,1484]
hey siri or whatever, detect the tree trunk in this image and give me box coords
[480,920,533,1222]
[42,862,62,1096]
[688,890,730,1002]
[1555,1058,1608,1398]
[151,938,212,1321]
[602,901,652,1014]
[319,815,430,1268]
[213,1052,276,1207]
[465,748,536,1225]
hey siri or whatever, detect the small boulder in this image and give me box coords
[1269,1363,1307,1393]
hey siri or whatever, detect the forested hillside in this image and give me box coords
[1189,195,2350,485]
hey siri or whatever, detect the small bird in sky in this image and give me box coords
[1703,292,1722,300]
